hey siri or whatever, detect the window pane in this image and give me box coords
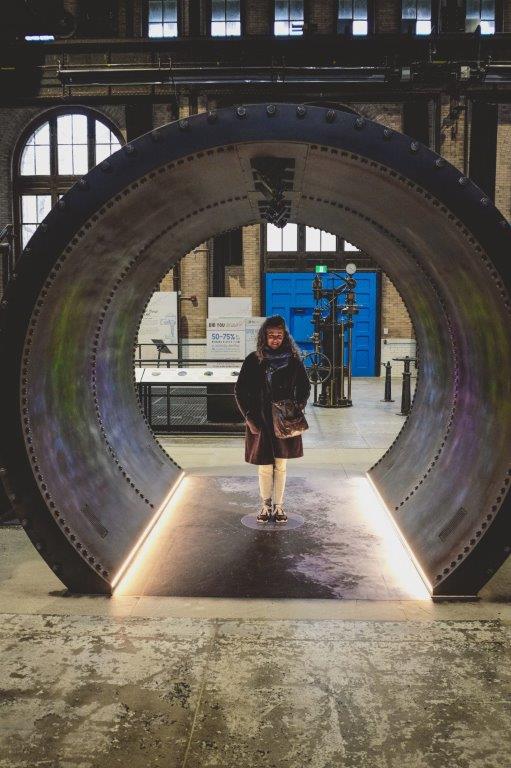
[344,240,359,251]
[226,21,240,35]
[321,231,336,251]
[266,223,282,251]
[37,195,51,220]
[148,22,164,37]
[149,0,163,22]
[416,19,431,33]
[22,195,37,222]
[95,120,111,143]
[417,0,431,20]
[480,19,494,32]
[339,0,353,19]
[22,224,36,248]
[275,1,289,21]
[162,22,177,36]
[353,0,367,19]
[226,0,240,21]
[34,123,50,145]
[22,194,51,225]
[58,144,73,174]
[305,226,321,251]
[274,20,289,34]
[402,0,417,20]
[72,114,87,144]
[465,0,480,18]
[212,0,225,21]
[73,144,88,175]
[57,114,73,144]
[211,21,226,35]
[282,223,298,251]
[20,146,35,175]
[95,144,111,164]
[290,0,304,20]
[353,19,368,34]
[163,0,177,21]
[481,0,495,20]
[290,21,303,34]
[35,145,50,174]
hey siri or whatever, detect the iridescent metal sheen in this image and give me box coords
[1,103,510,595]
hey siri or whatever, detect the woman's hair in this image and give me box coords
[255,315,301,362]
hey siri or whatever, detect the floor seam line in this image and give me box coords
[181,622,218,768]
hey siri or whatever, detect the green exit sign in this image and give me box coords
[315,264,328,274]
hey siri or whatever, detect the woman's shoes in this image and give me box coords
[273,504,288,524]
[256,503,272,523]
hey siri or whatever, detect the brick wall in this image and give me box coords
[375,0,401,33]
[381,274,414,337]
[495,105,511,221]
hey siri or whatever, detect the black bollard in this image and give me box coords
[381,361,394,402]
[392,356,417,416]
[400,356,412,416]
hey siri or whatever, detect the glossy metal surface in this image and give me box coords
[1,103,510,594]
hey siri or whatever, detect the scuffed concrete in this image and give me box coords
[2,614,511,768]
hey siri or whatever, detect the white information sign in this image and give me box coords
[208,297,252,318]
[138,292,178,345]
[207,318,246,360]
[245,317,266,355]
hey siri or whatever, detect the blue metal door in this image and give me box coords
[264,271,378,376]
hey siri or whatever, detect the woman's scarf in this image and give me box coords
[262,343,293,392]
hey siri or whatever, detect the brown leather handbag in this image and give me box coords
[271,399,308,439]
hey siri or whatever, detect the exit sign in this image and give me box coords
[315,265,328,273]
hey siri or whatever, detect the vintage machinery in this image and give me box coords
[303,262,360,407]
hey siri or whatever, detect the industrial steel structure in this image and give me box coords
[1,102,510,596]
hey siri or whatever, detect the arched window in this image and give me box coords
[15,109,123,251]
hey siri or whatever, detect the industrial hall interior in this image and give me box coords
[2,0,511,765]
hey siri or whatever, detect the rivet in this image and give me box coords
[100,160,111,171]
[326,109,336,123]
[480,197,490,207]
[354,117,365,129]
[35,542,43,551]
[179,119,189,130]
[435,157,445,168]
[383,128,392,140]
[207,110,218,123]
[151,131,162,142]
[266,104,276,116]
[296,105,307,118]
[236,106,247,118]
[40,222,48,232]
[458,176,468,186]
[52,563,61,573]
[78,178,88,189]
[57,199,66,209]
[410,141,419,153]
[125,144,136,155]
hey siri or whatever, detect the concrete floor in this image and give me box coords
[2,377,511,767]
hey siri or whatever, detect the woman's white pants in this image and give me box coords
[258,458,287,505]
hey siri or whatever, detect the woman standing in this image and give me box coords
[234,315,311,524]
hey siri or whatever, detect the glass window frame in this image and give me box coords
[14,108,124,255]
[145,0,180,38]
[263,223,341,255]
[464,0,498,33]
[274,0,305,37]
[336,0,372,36]
[209,0,243,37]
[401,0,437,35]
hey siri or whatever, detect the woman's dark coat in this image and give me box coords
[234,350,311,465]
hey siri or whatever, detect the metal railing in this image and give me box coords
[0,225,14,296]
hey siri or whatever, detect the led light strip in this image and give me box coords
[111,471,185,592]
[366,472,433,595]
